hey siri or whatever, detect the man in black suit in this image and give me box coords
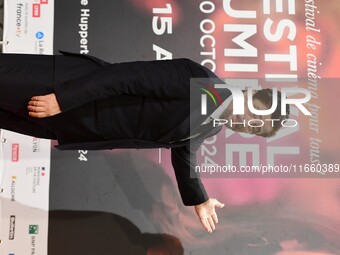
[0,52,287,233]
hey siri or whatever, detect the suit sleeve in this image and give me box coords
[54,58,208,112]
[171,139,209,206]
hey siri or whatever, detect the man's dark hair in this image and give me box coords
[252,88,290,137]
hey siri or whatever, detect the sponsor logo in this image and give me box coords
[12,144,19,162]
[31,166,45,193]
[15,3,23,37]
[35,31,44,40]
[29,225,39,234]
[41,166,46,177]
[36,39,45,54]
[9,215,16,240]
[32,4,40,17]
[33,138,41,152]
[10,176,17,202]
[31,236,36,254]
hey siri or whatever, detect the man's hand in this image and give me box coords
[195,198,225,233]
[28,93,61,118]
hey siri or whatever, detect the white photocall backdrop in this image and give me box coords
[0,131,51,255]
[0,0,53,254]
[2,0,53,54]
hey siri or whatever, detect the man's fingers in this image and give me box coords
[28,100,45,107]
[200,218,212,233]
[29,93,61,118]
[215,200,225,209]
[28,111,47,118]
[28,105,45,112]
[211,213,218,224]
[28,95,50,118]
[31,96,45,101]
[208,217,215,232]
[200,216,215,233]
[30,96,45,103]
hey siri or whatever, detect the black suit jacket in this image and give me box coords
[50,53,230,206]
[0,52,229,206]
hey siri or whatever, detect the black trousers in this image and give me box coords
[0,53,103,139]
